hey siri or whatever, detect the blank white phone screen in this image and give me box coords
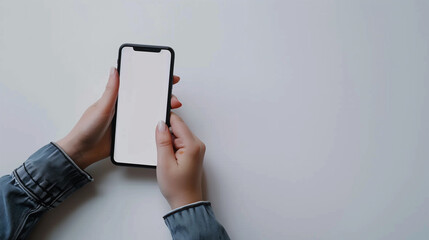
[114,46,171,166]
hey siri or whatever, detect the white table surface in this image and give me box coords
[1,1,428,239]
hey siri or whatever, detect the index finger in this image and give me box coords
[173,75,180,84]
[169,112,194,142]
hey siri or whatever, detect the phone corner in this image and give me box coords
[165,47,175,58]
[110,155,120,166]
[119,43,130,50]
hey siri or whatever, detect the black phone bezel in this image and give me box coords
[110,43,175,168]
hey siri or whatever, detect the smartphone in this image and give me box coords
[111,43,174,168]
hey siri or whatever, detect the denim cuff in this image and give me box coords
[13,142,93,208]
[164,201,230,240]
[163,201,211,219]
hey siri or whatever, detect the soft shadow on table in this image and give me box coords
[123,165,157,181]
[27,158,161,239]
[27,158,118,240]
[27,157,211,239]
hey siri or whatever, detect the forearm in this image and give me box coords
[164,201,230,240]
[0,142,92,239]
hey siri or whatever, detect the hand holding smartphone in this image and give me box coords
[111,44,175,167]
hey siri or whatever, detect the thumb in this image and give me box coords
[155,121,175,168]
[99,67,119,110]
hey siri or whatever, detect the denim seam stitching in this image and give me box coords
[12,170,46,207]
[22,162,58,201]
[47,185,75,208]
[12,204,43,240]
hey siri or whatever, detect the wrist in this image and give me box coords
[168,192,203,210]
[56,136,88,169]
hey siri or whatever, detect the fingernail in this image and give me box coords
[110,67,115,76]
[157,121,166,132]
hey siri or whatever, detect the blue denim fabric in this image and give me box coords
[0,143,93,240]
[0,143,230,240]
[164,201,230,240]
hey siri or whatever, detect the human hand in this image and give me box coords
[155,113,206,209]
[57,67,182,169]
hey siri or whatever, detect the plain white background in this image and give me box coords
[1,1,428,239]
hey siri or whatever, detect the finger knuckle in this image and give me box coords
[200,142,206,152]
[157,138,171,148]
[189,144,200,154]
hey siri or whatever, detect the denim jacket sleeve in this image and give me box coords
[0,142,230,240]
[0,142,92,240]
[163,201,231,240]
